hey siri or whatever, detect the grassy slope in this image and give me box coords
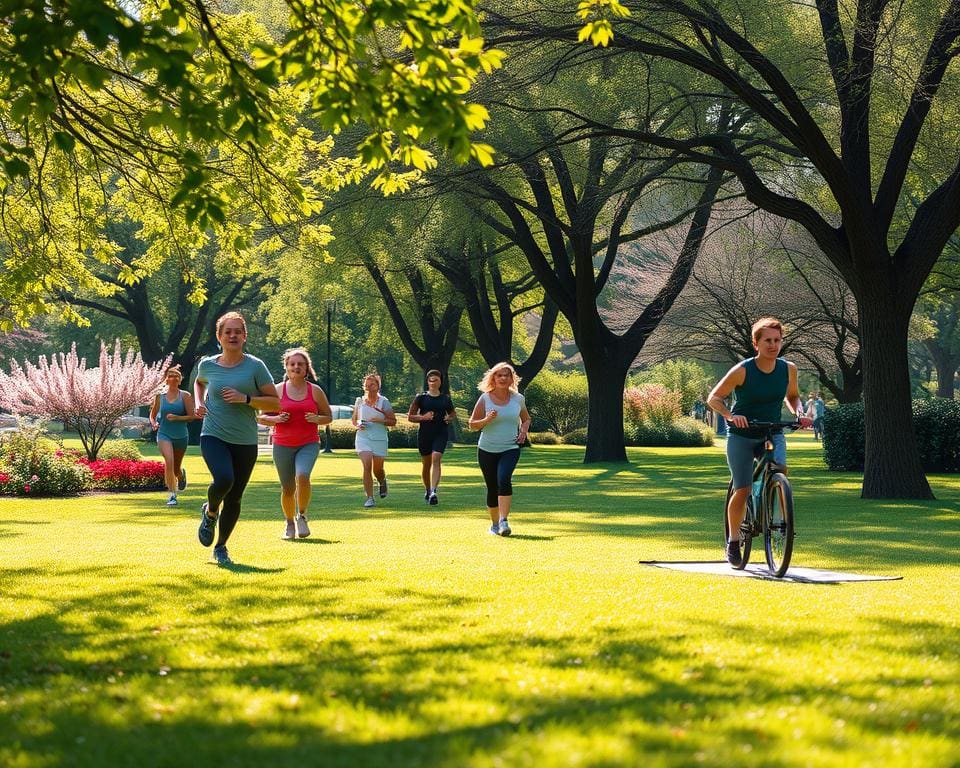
[0,434,957,767]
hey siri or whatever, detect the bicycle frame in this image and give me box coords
[725,420,799,576]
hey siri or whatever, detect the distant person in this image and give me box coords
[351,373,396,508]
[813,391,826,441]
[468,362,531,537]
[195,311,280,565]
[149,364,195,507]
[257,348,332,539]
[407,369,456,505]
[708,317,801,567]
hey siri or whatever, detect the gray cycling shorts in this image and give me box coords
[726,432,786,490]
[272,442,320,486]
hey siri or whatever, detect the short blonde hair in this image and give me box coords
[478,362,521,394]
[216,310,247,336]
[363,372,381,390]
[751,317,783,343]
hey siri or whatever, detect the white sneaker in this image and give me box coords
[295,513,310,538]
[363,496,376,508]
[166,494,178,507]
[498,518,512,537]
[282,520,296,540]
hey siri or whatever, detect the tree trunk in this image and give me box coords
[859,299,934,499]
[923,340,957,399]
[582,350,630,463]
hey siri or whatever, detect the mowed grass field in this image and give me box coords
[0,433,957,767]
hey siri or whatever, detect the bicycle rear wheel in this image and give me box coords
[763,472,794,577]
[723,481,752,569]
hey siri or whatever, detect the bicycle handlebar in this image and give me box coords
[744,420,801,430]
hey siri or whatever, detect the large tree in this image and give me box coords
[491,0,960,496]
[442,25,732,460]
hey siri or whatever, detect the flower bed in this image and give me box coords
[78,458,166,491]
[0,424,164,496]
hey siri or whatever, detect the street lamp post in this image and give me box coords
[323,300,335,453]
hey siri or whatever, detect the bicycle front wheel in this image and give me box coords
[763,472,794,577]
[724,481,752,569]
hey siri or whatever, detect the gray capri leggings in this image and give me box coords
[272,442,321,487]
[726,432,786,489]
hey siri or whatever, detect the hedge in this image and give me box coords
[627,417,714,448]
[823,398,960,472]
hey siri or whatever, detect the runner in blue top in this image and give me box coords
[149,364,196,507]
[194,311,280,565]
[708,317,802,567]
[468,362,531,537]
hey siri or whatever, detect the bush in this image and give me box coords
[528,431,560,445]
[98,439,143,461]
[823,398,960,472]
[79,458,165,490]
[0,425,92,496]
[634,360,712,415]
[561,427,588,445]
[451,407,478,444]
[524,371,588,434]
[387,417,419,449]
[624,384,681,429]
[327,419,359,450]
[627,417,714,447]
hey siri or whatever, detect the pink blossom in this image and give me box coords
[0,473,8,483]
[0,341,170,461]
[30,474,38,482]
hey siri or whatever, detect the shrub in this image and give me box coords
[561,427,588,445]
[822,403,865,471]
[98,439,143,461]
[79,458,165,490]
[624,384,681,428]
[627,417,714,447]
[913,398,960,472]
[634,360,712,415]
[823,398,960,472]
[387,417,419,449]
[524,371,588,434]
[528,431,560,445]
[0,424,92,496]
[451,407,478,445]
[327,419,358,450]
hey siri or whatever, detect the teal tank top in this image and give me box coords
[730,358,788,437]
[157,390,189,441]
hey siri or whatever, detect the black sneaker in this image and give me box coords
[378,478,388,498]
[178,468,188,491]
[212,545,232,566]
[726,540,742,567]
[198,502,217,547]
[428,491,438,506]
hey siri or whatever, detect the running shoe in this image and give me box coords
[498,518,512,537]
[726,540,742,567]
[424,490,431,502]
[378,478,388,498]
[489,524,500,536]
[295,513,310,538]
[364,496,376,508]
[282,519,296,540]
[178,468,187,491]
[166,493,178,507]
[428,491,438,506]
[198,502,217,547]
[212,545,232,566]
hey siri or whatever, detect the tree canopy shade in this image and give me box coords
[482,0,960,496]
[0,0,503,324]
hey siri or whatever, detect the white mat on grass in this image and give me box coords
[640,561,902,583]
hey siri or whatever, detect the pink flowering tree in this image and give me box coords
[0,341,169,460]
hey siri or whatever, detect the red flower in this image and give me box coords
[23,484,31,493]
[0,473,8,484]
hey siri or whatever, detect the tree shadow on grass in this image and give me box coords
[1,588,956,767]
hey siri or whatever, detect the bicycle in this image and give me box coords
[723,420,799,577]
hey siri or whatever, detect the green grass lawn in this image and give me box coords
[1,433,957,767]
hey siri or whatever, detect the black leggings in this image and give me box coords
[477,447,520,508]
[200,435,259,546]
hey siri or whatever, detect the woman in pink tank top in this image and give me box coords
[257,348,332,539]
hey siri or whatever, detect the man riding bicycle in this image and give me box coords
[708,317,802,567]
